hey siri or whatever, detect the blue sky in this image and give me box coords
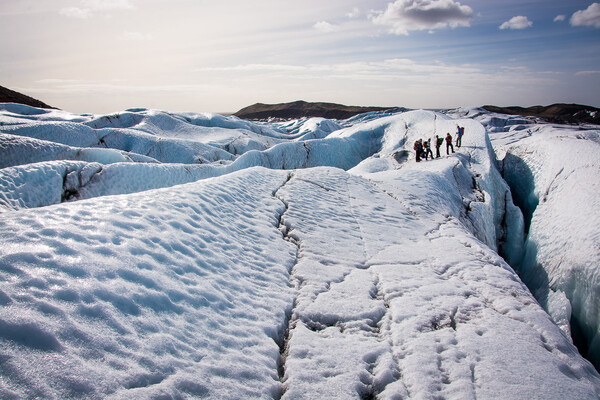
[1,0,599,113]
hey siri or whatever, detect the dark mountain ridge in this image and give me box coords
[0,85,56,110]
[482,103,600,125]
[234,100,600,125]
[233,100,400,120]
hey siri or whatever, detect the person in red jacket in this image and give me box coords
[446,133,454,155]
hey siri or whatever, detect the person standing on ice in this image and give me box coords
[446,132,454,155]
[435,135,443,158]
[414,140,423,162]
[456,125,464,148]
[423,139,434,160]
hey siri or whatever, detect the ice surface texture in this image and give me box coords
[0,168,297,398]
[1,103,599,398]
[487,113,600,370]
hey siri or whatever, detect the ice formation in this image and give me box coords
[449,107,600,370]
[0,103,599,398]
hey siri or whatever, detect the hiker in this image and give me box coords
[435,135,443,158]
[414,140,422,162]
[446,133,454,155]
[456,125,464,148]
[423,139,434,160]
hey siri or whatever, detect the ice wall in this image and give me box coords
[453,106,600,370]
[501,137,600,369]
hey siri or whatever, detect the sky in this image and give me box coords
[1,0,599,114]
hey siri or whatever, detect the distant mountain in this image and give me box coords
[0,85,56,109]
[234,100,400,120]
[234,101,600,125]
[483,103,600,125]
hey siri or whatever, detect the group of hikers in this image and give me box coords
[414,125,465,162]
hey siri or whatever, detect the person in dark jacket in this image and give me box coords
[446,133,454,155]
[423,139,434,160]
[414,140,422,162]
[435,135,443,158]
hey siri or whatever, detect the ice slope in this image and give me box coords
[1,165,598,399]
[277,168,598,399]
[448,107,600,369]
[273,117,342,140]
[342,110,524,266]
[0,133,158,169]
[0,105,380,210]
[0,110,413,209]
[0,120,236,165]
[1,103,599,398]
[0,168,298,399]
[0,104,288,166]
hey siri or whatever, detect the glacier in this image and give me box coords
[448,107,600,371]
[0,103,599,399]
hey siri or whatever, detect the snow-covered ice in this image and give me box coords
[450,106,600,370]
[1,103,599,398]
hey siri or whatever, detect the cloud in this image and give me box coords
[59,7,93,19]
[554,15,566,22]
[347,7,360,19]
[500,66,528,72]
[122,31,154,41]
[197,64,306,73]
[499,16,533,30]
[575,70,600,76]
[29,81,218,95]
[36,79,82,84]
[197,59,482,80]
[370,0,473,35]
[313,21,338,33]
[192,60,561,108]
[81,0,134,10]
[570,3,600,28]
[60,0,135,18]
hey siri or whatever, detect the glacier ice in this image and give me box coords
[0,103,599,398]
[451,106,600,370]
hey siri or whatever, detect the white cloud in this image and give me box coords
[575,70,600,76]
[60,0,135,18]
[30,81,218,95]
[499,16,533,30]
[371,0,473,35]
[313,21,338,33]
[554,15,566,22]
[122,31,154,41]
[59,7,93,19]
[347,7,360,19]
[570,2,600,28]
[81,0,134,11]
[197,64,306,72]
[197,59,482,80]
[36,79,82,84]
[500,66,528,72]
